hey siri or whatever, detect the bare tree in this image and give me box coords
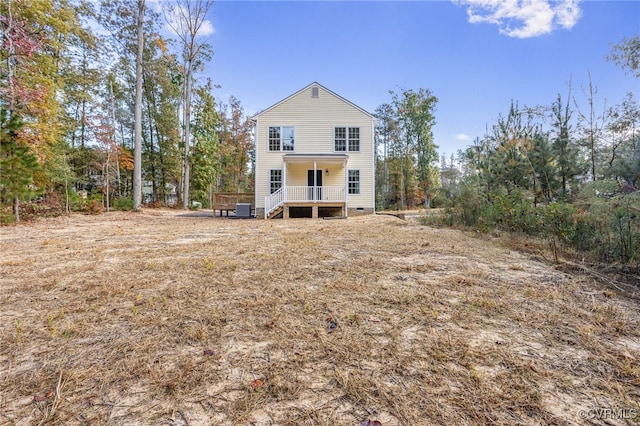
[164,0,214,210]
[575,71,606,182]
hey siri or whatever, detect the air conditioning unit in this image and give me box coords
[235,203,251,218]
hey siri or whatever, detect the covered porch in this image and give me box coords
[265,154,349,219]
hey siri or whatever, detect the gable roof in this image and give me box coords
[251,82,375,120]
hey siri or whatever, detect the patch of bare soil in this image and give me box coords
[1,210,638,425]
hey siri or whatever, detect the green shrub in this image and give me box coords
[430,191,452,209]
[68,190,87,212]
[0,206,15,224]
[574,181,640,264]
[540,203,577,242]
[451,182,486,227]
[112,197,134,211]
[489,189,542,235]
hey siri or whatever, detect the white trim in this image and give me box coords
[345,168,349,217]
[371,118,376,210]
[283,154,348,164]
[254,118,259,209]
[283,162,287,188]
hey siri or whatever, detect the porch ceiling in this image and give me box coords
[282,153,348,164]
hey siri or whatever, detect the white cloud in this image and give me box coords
[454,0,582,38]
[456,133,472,141]
[554,0,581,29]
[198,20,215,37]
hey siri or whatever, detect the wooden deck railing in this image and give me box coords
[213,192,254,216]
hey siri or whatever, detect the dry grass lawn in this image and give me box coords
[1,210,638,425]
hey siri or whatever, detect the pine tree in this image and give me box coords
[191,82,220,207]
[0,110,40,222]
[551,92,582,199]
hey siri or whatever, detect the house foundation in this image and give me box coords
[347,207,375,217]
[258,204,373,219]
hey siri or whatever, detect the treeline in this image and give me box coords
[373,37,639,265]
[432,38,640,265]
[0,0,253,223]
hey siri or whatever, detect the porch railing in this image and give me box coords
[265,187,285,218]
[265,186,346,218]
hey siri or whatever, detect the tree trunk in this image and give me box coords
[13,196,20,223]
[424,185,430,209]
[182,62,192,210]
[133,0,145,209]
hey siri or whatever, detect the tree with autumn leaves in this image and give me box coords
[1,0,90,221]
[0,0,255,221]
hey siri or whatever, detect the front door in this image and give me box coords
[307,170,323,200]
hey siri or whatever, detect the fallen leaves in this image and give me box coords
[33,390,54,402]
[251,378,265,390]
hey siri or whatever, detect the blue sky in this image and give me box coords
[200,0,639,157]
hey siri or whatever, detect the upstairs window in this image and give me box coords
[334,127,360,152]
[268,127,280,151]
[348,127,360,151]
[334,127,346,151]
[268,126,294,151]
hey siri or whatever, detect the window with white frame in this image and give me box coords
[270,169,282,194]
[348,127,360,151]
[268,126,294,151]
[334,127,346,151]
[334,127,360,152]
[348,170,360,194]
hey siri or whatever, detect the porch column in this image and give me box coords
[344,159,349,217]
[283,161,287,201]
[312,205,318,219]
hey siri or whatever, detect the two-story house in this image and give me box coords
[253,82,376,219]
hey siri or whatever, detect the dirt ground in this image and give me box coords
[0,210,638,425]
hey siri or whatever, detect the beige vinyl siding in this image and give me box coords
[286,165,308,186]
[284,164,346,187]
[255,85,374,209]
[322,166,345,187]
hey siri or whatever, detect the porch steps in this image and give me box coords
[267,205,284,219]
